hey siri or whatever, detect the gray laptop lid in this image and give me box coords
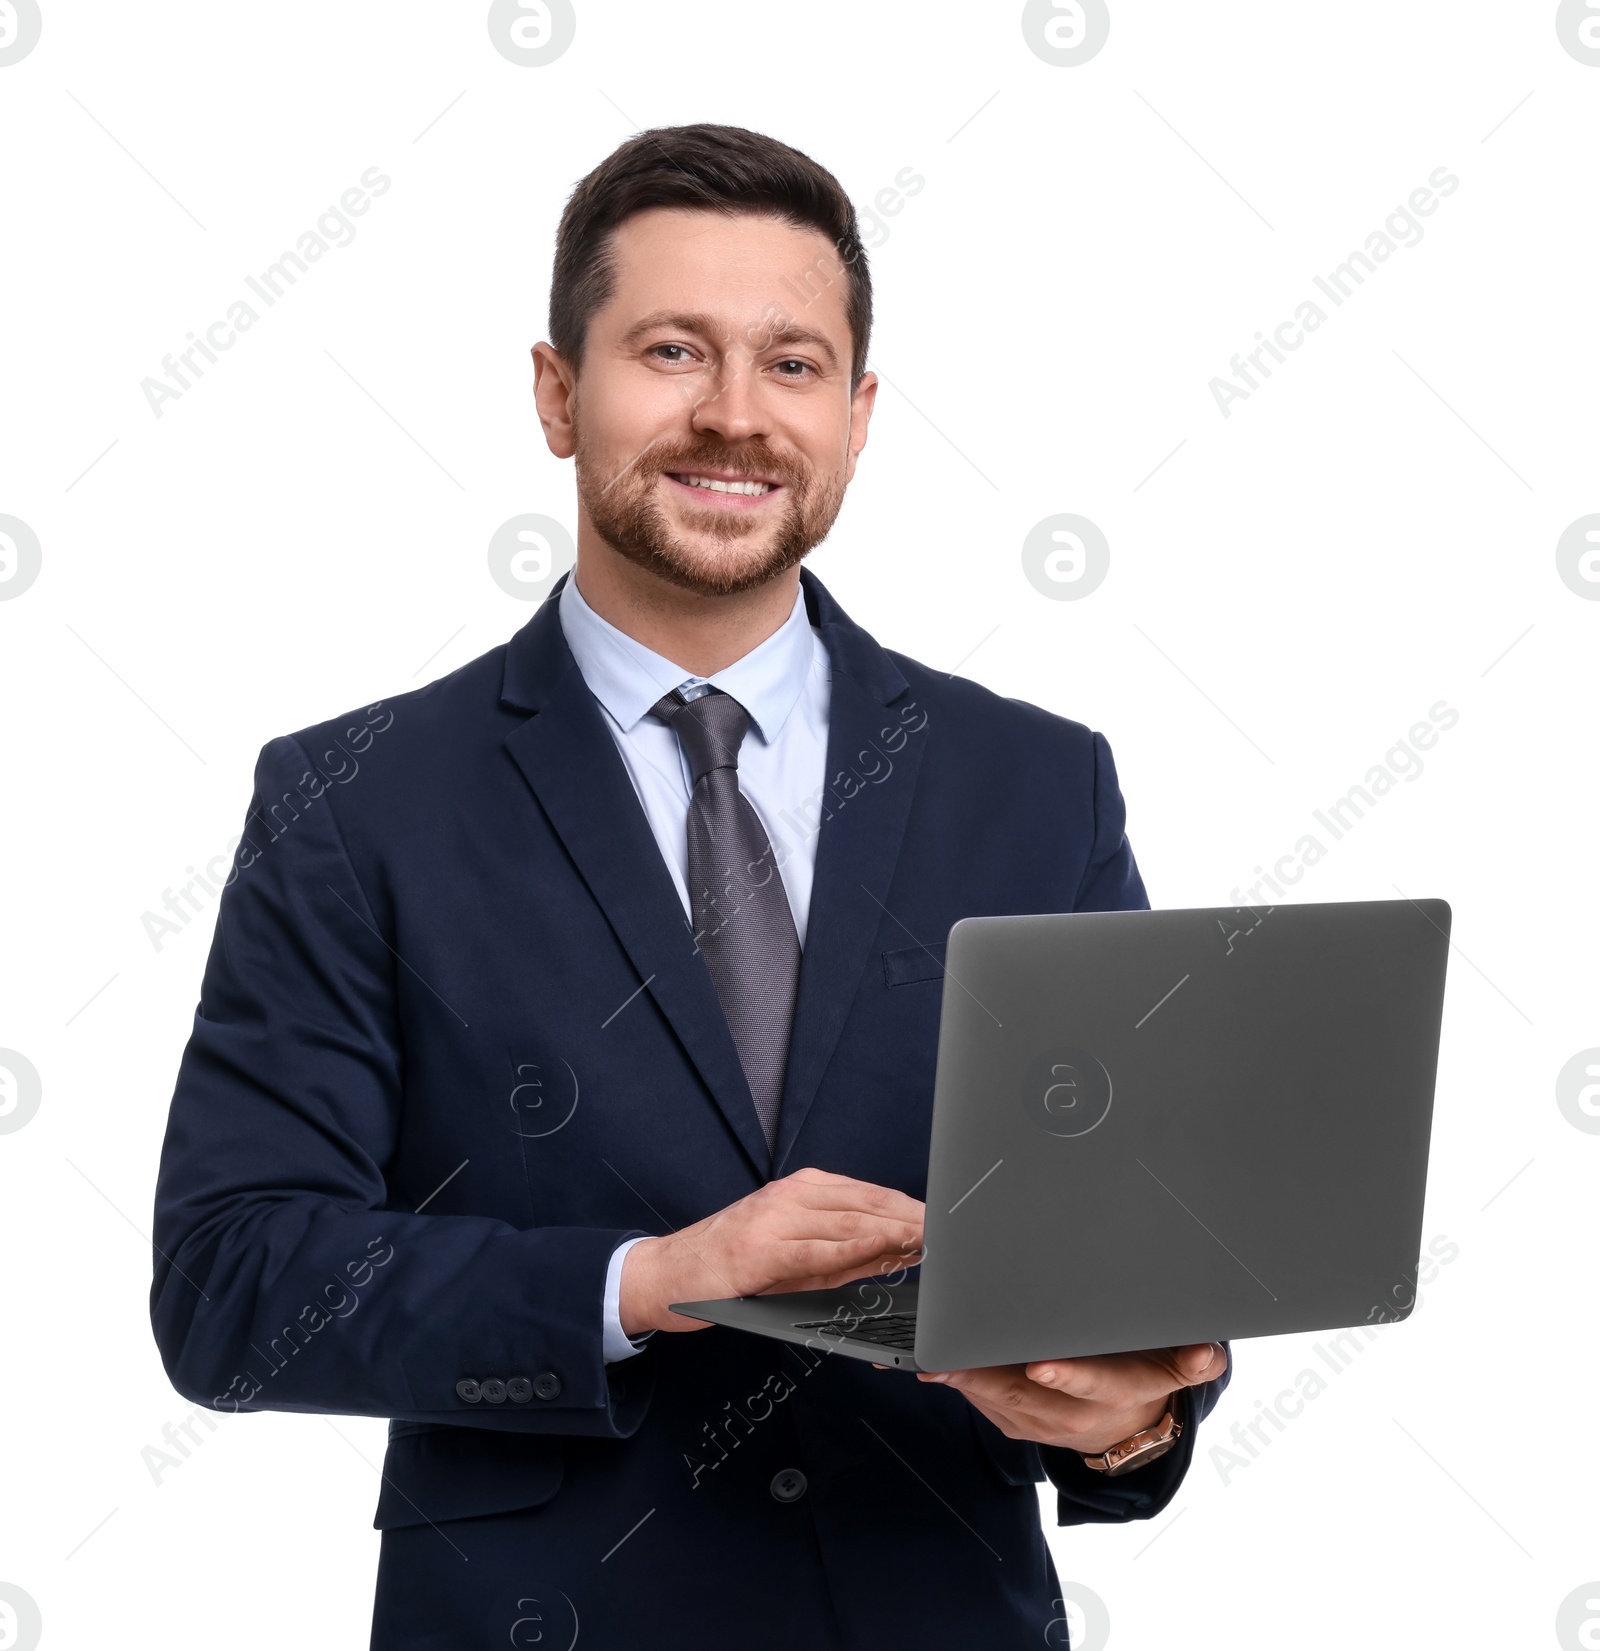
[915,899,1450,1371]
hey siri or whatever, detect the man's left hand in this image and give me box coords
[911,1342,1228,1455]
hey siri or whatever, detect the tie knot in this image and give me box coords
[651,687,752,787]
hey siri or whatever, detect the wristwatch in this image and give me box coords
[1079,1391,1184,1477]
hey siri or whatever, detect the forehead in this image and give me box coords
[596,206,852,347]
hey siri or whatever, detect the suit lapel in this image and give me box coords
[499,570,930,1183]
[500,581,772,1176]
[773,573,929,1172]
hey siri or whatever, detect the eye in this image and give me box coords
[648,343,698,366]
[771,358,816,379]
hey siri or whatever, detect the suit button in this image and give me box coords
[455,1379,481,1403]
[479,1378,507,1403]
[532,1372,562,1401]
[770,1468,808,1503]
[507,1377,533,1403]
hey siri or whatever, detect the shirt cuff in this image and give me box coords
[602,1235,657,1364]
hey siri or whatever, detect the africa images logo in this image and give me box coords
[0,516,42,601]
[1022,514,1111,601]
[1025,1047,1114,1136]
[487,0,576,66]
[488,514,575,600]
[1021,0,1111,67]
[0,1050,42,1136]
[0,0,42,67]
[1555,0,1600,65]
[0,1583,42,1651]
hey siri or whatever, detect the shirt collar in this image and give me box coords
[558,571,815,745]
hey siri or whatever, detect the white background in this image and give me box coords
[2,2,1597,1647]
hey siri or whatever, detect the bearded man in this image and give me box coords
[151,123,1229,1650]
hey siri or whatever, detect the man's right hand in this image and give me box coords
[618,1168,924,1338]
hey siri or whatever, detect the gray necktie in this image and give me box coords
[651,686,801,1155]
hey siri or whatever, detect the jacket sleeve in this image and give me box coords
[1072,730,1149,915]
[149,734,654,1438]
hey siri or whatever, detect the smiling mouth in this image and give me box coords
[665,471,782,500]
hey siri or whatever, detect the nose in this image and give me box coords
[687,346,771,445]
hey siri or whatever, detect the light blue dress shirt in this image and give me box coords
[557,573,832,1361]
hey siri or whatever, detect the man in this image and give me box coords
[151,124,1230,1649]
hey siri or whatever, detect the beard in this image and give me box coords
[573,421,848,598]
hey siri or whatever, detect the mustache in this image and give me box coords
[646,441,809,488]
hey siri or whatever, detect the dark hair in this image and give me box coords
[549,123,873,385]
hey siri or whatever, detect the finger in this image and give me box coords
[787,1208,924,1251]
[1036,1340,1221,1393]
[786,1196,926,1241]
[765,1241,923,1284]
[760,1257,923,1296]
[827,1247,925,1282]
[917,1370,1053,1437]
[1157,1341,1228,1385]
[1026,1342,1226,1399]
[1024,1352,1173,1403]
[782,1228,922,1267]
[782,1173,926,1224]
[759,1238,924,1284]
[766,1200,922,1243]
[783,1168,854,1186]
[778,1232,923,1280]
[918,1366,1026,1404]
[1178,1341,1229,1381]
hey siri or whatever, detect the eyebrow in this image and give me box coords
[618,309,841,371]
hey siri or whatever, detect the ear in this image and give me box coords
[532,342,577,459]
[843,369,879,484]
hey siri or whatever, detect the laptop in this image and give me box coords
[671,898,1452,1372]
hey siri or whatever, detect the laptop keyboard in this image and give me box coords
[791,1312,918,1350]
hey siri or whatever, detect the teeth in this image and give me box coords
[675,474,774,496]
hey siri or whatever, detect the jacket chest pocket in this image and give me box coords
[882,942,947,987]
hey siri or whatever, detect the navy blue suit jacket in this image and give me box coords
[151,569,1228,1649]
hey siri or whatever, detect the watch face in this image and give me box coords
[1084,1392,1186,1474]
[1103,1436,1178,1476]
